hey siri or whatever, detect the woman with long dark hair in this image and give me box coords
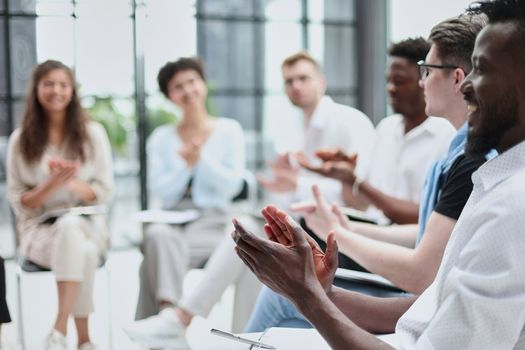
[6,60,113,350]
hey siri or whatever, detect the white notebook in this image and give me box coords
[38,205,107,223]
[132,209,201,225]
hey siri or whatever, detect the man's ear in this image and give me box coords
[453,68,466,94]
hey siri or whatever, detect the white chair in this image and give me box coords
[10,208,113,349]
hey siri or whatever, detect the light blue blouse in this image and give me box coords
[147,117,246,210]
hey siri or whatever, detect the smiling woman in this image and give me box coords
[6,60,113,350]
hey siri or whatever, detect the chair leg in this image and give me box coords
[16,266,25,350]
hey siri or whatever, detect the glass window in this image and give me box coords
[9,18,38,96]
[308,0,355,22]
[75,0,132,17]
[310,24,357,90]
[200,21,255,90]
[0,102,7,137]
[12,99,25,130]
[110,175,141,248]
[35,1,74,16]
[0,102,7,182]
[83,96,137,176]
[75,16,134,97]
[264,22,302,92]
[144,0,196,95]
[262,94,302,154]
[145,96,179,137]
[0,19,6,96]
[210,95,256,130]
[259,0,301,21]
[330,93,357,108]
[8,0,36,13]
[36,17,75,66]
[200,0,253,17]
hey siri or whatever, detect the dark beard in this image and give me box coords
[466,90,520,157]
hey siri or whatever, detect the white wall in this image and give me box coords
[389,0,474,42]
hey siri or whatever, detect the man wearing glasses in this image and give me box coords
[241,14,491,332]
[235,0,525,347]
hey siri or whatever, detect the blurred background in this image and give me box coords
[0,0,473,255]
[0,0,473,348]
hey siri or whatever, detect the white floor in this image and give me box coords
[2,248,238,350]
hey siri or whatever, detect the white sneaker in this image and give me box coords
[45,330,68,350]
[78,342,96,350]
[124,308,189,349]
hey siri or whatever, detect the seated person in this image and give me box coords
[7,60,113,350]
[236,11,525,345]
[244,14,490,332]
[257,51,376,211]
[124,51,376,348]
[126,57,246,348]
[299,38,456,225]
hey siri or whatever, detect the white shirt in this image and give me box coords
[270,96,376,207]
[365,115,456,223]
[395,140,525,349]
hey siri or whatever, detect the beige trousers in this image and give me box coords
[30,215,107,317]
[135,209,228,320]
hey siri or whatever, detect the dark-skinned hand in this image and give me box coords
[232,205,339,297]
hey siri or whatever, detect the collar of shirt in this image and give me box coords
[307,95,333,131]
[392,114,443,142]
[409,115,449,138]
[473,140,525,192]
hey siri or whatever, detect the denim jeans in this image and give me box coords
[244,286,312,332]
[244,278,406,332]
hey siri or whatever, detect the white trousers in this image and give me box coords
[178,215,262,331]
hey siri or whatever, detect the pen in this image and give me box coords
[210,328,276,349]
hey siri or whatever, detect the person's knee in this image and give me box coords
[54,216,86,247]
[145,224,175,242]
[83,242,100,269]
[143,224,182,252]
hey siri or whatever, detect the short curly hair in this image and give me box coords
[388,37,430,64]
[157,57,206,98]
[467,0,525,64]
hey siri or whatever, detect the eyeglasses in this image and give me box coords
[417,60,459,81]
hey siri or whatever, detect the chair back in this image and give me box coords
[231,170,258,213]
[9,206,20,252]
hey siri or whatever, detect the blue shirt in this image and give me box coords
[417,123,497,244]
[147,118,246,210]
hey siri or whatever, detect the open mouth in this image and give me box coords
[466,102,480,128]
[466,104,479,113]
